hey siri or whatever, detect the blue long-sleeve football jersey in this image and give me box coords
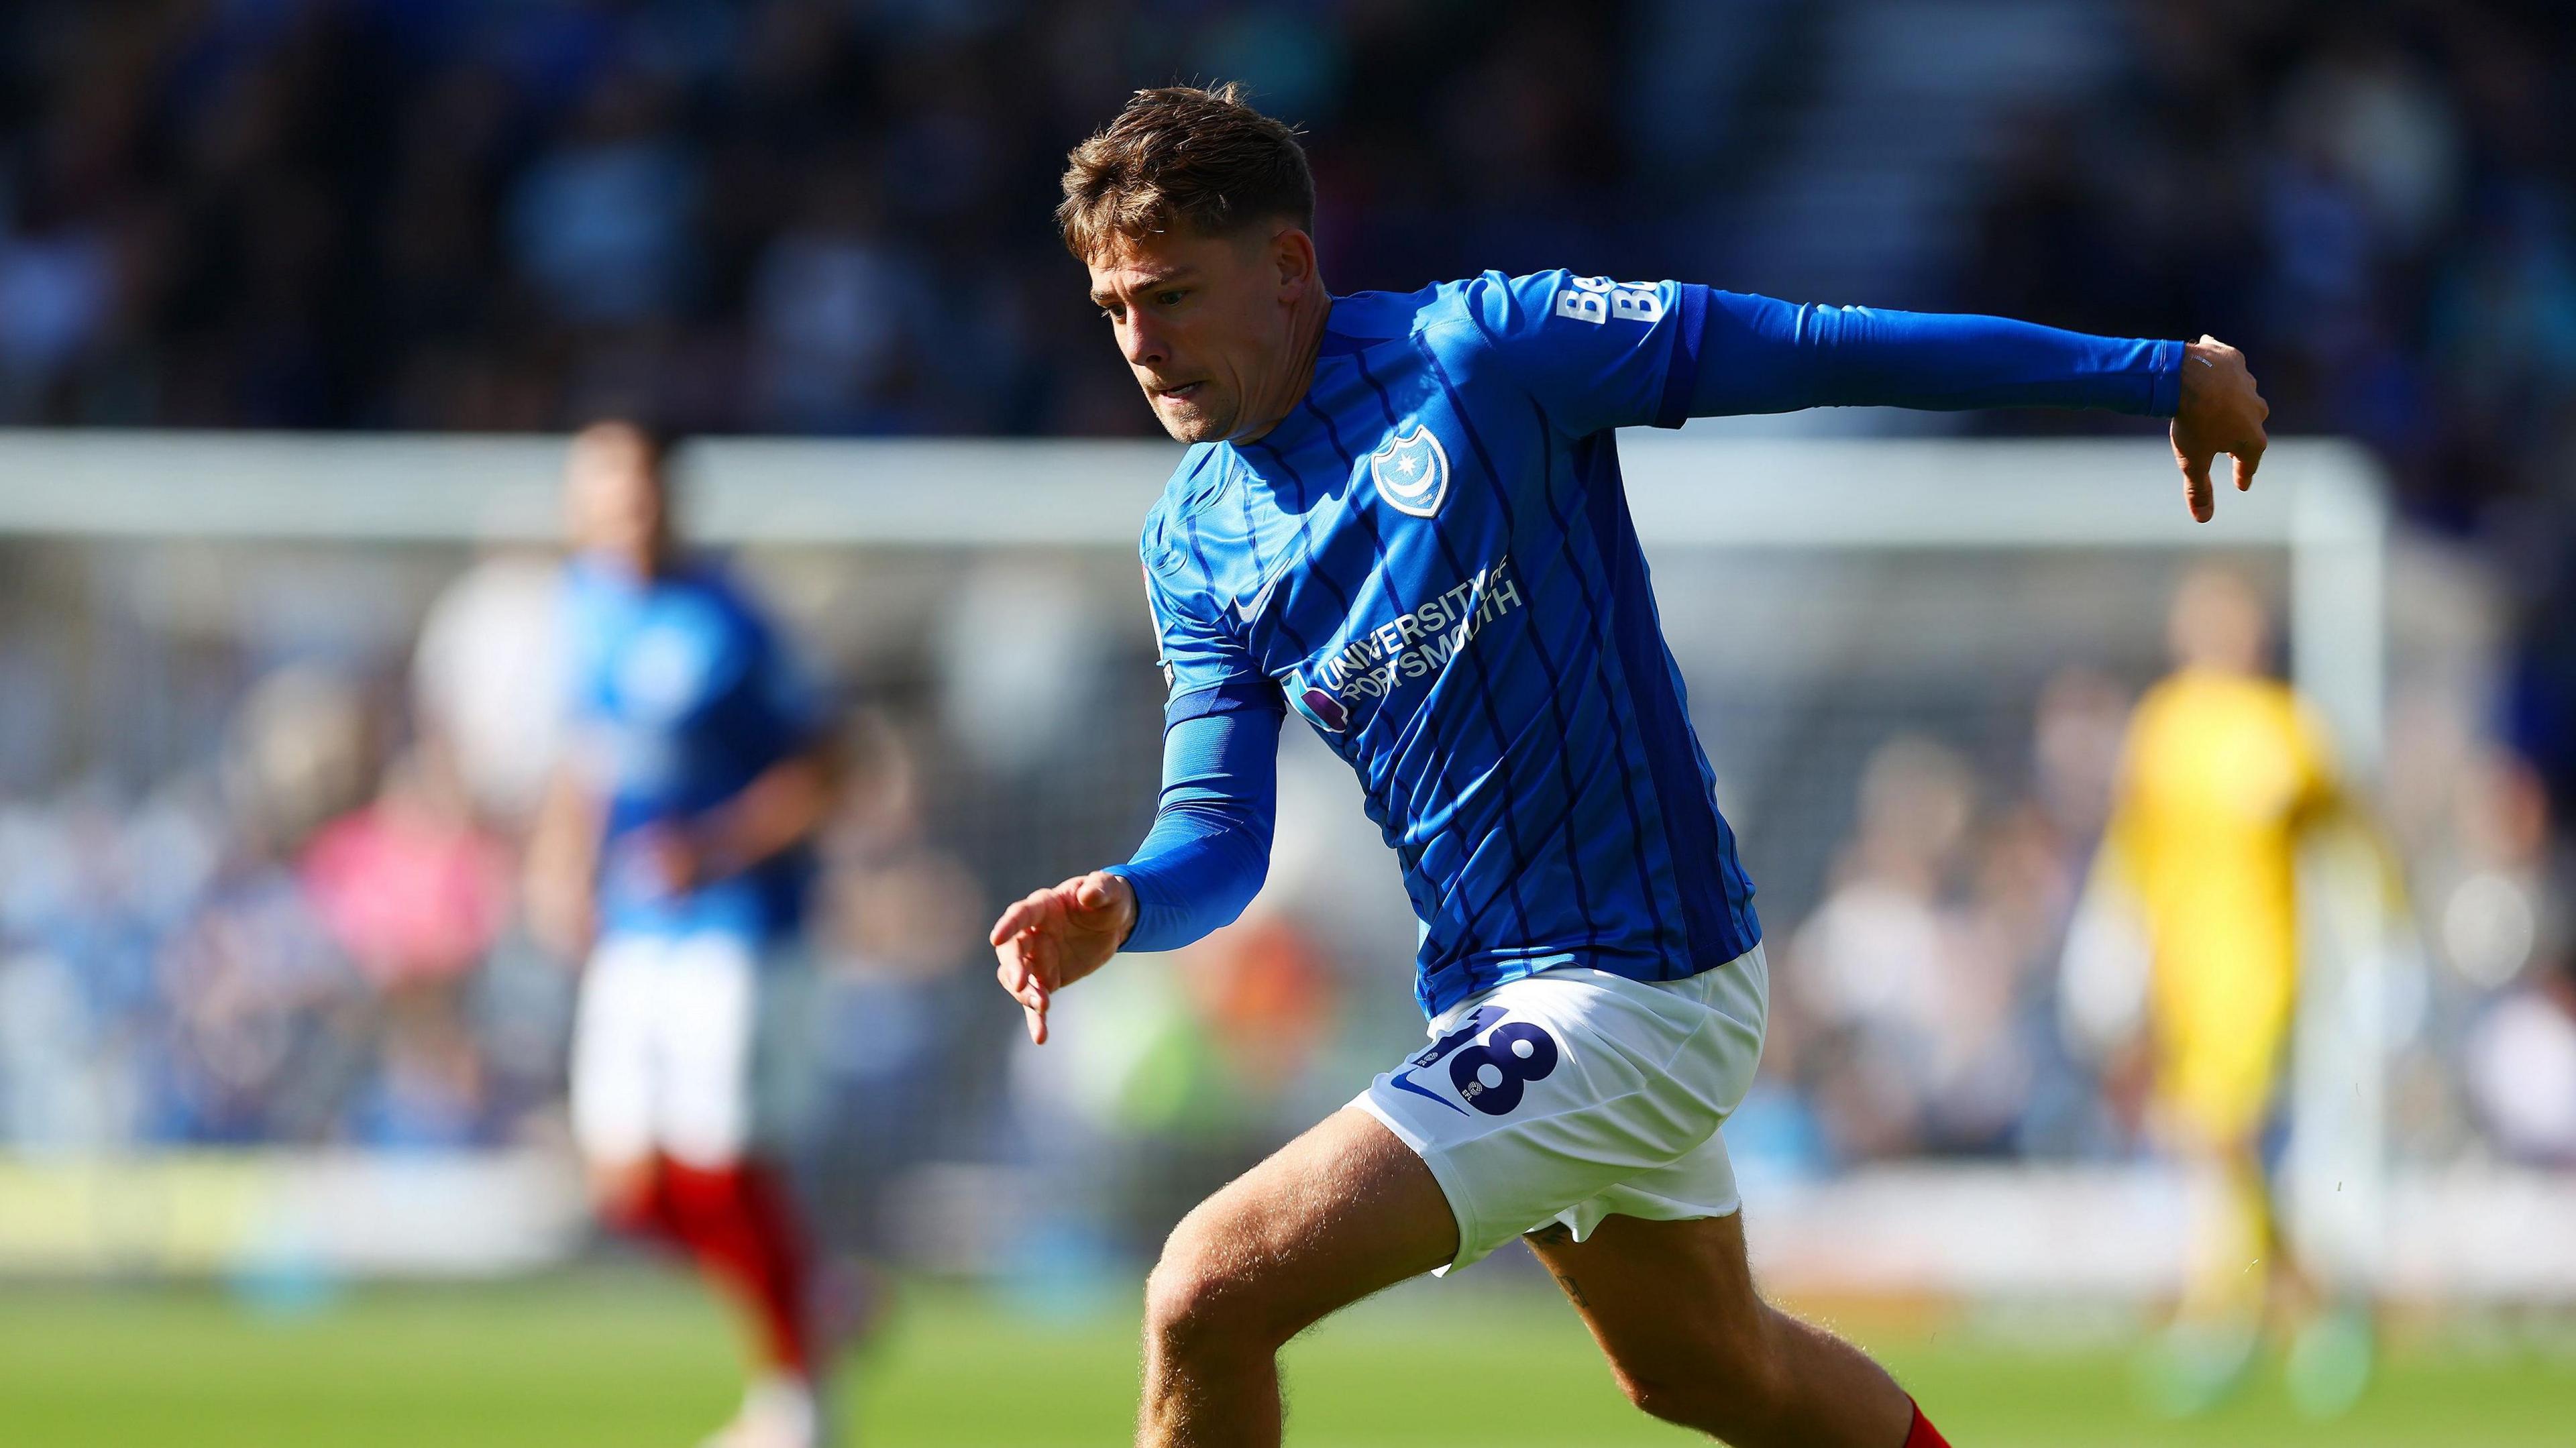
[1109,272,2180,1018]
[562,555,822,944]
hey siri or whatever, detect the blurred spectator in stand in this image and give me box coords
[414,545,568,826]
[804,712,985,1249]
[2463,952,2576,1165]
[304,744,510,995]
[745,164,920,433]
[2019,667,2153,1158]
[301,743,512,1146]
[219,666,375,858]
[1784,735,1976,1162]
[0,184,117,421]
[508,69,700,333]
[1938,803,2071,1154]
[156,807,364,1145]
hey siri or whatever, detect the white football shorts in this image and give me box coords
[570,930,816,1169]
[1354,944,1769,1272]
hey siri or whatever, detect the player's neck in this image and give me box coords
[1230,285,1332,445]
[600,543,677,583]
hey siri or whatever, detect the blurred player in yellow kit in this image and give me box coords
[2092,565,2379,1416]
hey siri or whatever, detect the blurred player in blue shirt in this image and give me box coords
[524,421,842,1448]
[989,86,2272,1448]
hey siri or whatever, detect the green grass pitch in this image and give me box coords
[1,1271,2569,1446]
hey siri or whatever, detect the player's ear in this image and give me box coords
[1269,225,1316,298]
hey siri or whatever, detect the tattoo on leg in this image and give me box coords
[1523,1226,1588,1306]
[1551,1269,1589,1308]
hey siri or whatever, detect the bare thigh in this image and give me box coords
[1149,1106,1459,1348]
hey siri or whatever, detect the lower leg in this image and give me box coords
[1739,1302,1919,1447]
[1603,1289,1913,1447]
[663,1157,818,1378]
[1138,1298,1284,1448]
[1527,1214,1915,1448]
[2175,1144,2274,1328]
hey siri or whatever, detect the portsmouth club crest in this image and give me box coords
[1368,421,1450,518]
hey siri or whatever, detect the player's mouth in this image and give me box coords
[1151,382,1205,404]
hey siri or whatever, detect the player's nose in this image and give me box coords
[1119,315,1167,369]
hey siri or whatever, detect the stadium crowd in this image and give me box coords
[0,4,2566,482]
[2,0,2575,1260]
[6,1,2575,753]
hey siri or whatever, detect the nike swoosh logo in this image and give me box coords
[1236,570,1284,628]
[1386,1069,1468,1115]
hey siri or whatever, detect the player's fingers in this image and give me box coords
[1072,870,1117,913]
[989,927,1040,999]
[2233,439,2263,492]
[986,889,1057,947]
[1020,925,1063,991]
[1019,932,1059,1004]
[1020,950,1053,1040]
[987,903,1030,948]
[2180,451,2214,522]
[991,902,1061,1001]
[992,945,1036,1014]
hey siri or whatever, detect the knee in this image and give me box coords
[1142,1213,1274,1358]
[587,1156,659,1230]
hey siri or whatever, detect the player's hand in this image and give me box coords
[629,825,704,898]
[2169,335,2269,523]
[988,871,1136,1045]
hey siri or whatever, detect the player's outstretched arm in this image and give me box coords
[1690,297,2275,522]
[987,704,1281,1043]
[2169,335,2269,523]
[1483,273,2269,520]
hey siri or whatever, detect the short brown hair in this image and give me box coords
[1058,82,1313,261]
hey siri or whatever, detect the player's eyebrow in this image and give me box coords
[1092,266,1198,307]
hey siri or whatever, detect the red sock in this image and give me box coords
[663,1159,816,1376]
[1904,1398,1951,1448]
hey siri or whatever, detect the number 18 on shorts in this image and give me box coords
[1353,948,1770,1273]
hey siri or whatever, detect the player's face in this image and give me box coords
[1087,226,1313,443]
[564,424,667,575]
[2168,567,2267,675]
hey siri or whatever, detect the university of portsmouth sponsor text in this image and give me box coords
[1310,556,1524,706]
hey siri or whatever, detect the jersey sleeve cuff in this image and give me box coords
[1097,862,1192,954]
[1164,677,1286,728]
[2147,337,2183,417]
[1097,863,1144,948]
[1652,283,1712,430]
